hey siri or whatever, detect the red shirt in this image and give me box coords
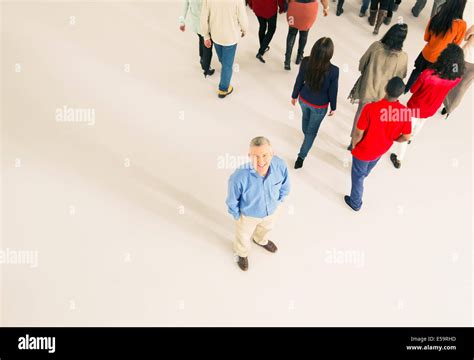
[248,0,285,19]
[352,99,412,162]
[407,69,462,119]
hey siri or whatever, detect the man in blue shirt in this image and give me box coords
[226,137,290,271]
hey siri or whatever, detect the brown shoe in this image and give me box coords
[253,239,278,253]
[237,256,248,271]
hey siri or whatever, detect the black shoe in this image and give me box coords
[203,68,215,77]
[390,153,401,169]
[344,195,360,211]
[256,53,266,63]
[218,85,234,99]
[295,53,303,65]
[284,62,291,71]
[411,7,419,17]
[347,143,353,151]
[441,107,447,115]
[237,256,248,271]
[384,16,392,25]
[294,156,304,169]
[336,8,344,16]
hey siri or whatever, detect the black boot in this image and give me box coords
[336,0,344,15]
[284,30,296,71]
[295,52,303,65]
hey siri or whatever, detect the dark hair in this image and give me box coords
[430,43,465,80]
[385,77,405,98]
[304,37,334,92]
[428,0,467,37]
[381,23,408,51]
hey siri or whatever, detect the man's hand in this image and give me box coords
[179,24,185,32]
[204,39,212,48]
[291,98,297,106]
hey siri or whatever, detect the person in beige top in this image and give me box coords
[347,23,408,150]
[201,0,249,98]
[442,25,474,116]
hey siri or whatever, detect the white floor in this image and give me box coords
[1,1,472,326]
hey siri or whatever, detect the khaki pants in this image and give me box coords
[233,208,281,258]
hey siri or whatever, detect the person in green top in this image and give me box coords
[179,0,215,77]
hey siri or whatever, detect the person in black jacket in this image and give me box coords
[290,37,339,169]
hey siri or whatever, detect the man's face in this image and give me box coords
[249,144,273,176]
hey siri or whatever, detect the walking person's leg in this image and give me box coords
[297,106,327,160]
[218,44,237,96]
[391,117,421,168]
[360,0,371,16]
[347,156,370,210]
[284,27,298,70]
[199,35,214,76]
[252,210,280,251]
[296,30,309,64]
[373,0,389,35]
[259,14,277,55]
[198,34,204,67]
[337,0,345,15]
[349,101,368,150]
[257,16,267,51]
[412,0,427,17]
[385,0,395,24]
[369,0,379,26]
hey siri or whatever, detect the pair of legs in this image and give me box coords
[285,27,309,68]
[198,34,213,74]
[233,210,280,258]
[297,99,328,160]
[393,117,426,164]
[257,14,277,56]
[347,156,381,210]
[214,43,237,93]
[405,52,432,93]
[412,0,446,17]
[369,0,390,34]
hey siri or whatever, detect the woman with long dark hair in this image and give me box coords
[405,0,467,92]
[347,23,408,150]
[290,37,339,169]
[391,44,465,168]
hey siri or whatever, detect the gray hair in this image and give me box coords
[249,136,271,147]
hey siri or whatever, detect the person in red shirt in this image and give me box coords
[248,0,286,63]
[391,43,465,169]
[345,77,411,211]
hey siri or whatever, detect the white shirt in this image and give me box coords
[200,0,249,46]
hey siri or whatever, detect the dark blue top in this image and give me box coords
[291,58,339,111]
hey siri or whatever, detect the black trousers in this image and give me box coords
[285,26,309,62]
[198,34,213,72]
[387,0,402,17]
[370,0,390,10]
[257,14,277,55]
[405,52,433,93]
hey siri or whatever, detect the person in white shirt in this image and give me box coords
[201,0,249,98]
[179,0,215,77]
[442,25,474,116]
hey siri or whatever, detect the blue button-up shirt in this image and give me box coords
[225,156,290,220]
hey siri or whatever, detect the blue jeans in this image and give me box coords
[214,43,237,92]
[360,0,371,13]
[349,156,380,210]
[298,99,328,159]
